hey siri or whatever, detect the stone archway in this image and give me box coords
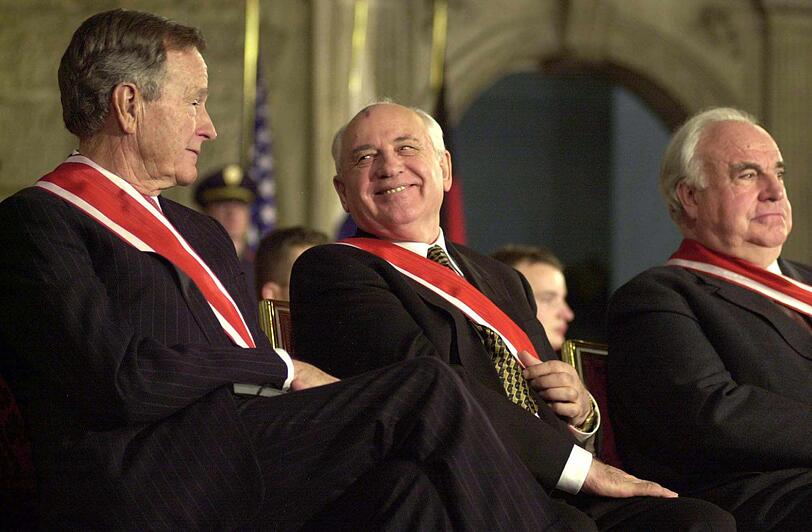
[443,0,762,127]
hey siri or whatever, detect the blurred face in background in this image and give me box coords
[205,200,250,254]
[514,261,574,351]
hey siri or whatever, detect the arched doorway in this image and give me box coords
[453,68,683,341]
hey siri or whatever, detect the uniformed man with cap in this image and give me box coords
[195,164,257,295]
[195,164,255,256]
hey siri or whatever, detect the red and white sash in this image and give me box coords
[35,155,256,348]
[667,239,812,318]
[340,237,540,365]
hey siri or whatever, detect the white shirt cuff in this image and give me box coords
[555,444,592,494]
[274,347,295,391]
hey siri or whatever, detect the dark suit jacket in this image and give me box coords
[608,260,812,491]
[291,239,579,490]
[0,187,289,529]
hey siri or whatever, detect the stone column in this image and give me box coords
[763,0,812,263]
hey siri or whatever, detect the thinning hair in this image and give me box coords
[59,9,206,139]
[254,226,330,299]
[331,100,446,173]
[490,244,564,272]
[660,107,759,222]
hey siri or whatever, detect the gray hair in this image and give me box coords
[58,9,206,139]
[660,107,759,222]
[331,101,447,174]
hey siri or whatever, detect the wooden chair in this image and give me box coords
[560,339,622,468]
[258,299,294,355]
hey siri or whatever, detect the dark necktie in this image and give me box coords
[427,245,539,414]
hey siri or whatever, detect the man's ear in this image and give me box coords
[676,180,700,220]
[261,281,282,300]
[440,150,453,192]
[333,175,350,212]
[110,82,139,134]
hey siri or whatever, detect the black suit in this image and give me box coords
[292,240,576,485]
[0,186,566,530]
[608,260,812,529]
[292,238,736,531]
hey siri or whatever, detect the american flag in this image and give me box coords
[247,58,276,249]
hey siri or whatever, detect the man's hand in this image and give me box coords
[518,350,592,427]
[291,360,340,391]
[582,459,678,498]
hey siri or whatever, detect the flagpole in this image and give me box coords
[430,0,448,97]
[348,0,369,113]
[242,0,260,169]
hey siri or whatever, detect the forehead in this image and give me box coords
[516,261,565,290]
[163,48,208,86]
[698,120,781,167]
[343,105,427,147]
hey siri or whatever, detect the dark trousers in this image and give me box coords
[684,468,812,531]
[239,358,568,531]
[570,494,736,531]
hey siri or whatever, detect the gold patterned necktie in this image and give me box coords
[426,245,539,414]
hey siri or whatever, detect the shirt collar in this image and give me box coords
[392,229,463,275]
[767,260,781,275]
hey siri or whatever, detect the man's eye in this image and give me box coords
[399,145,417,153]
[739,172,756,180]
[356,154,373,164]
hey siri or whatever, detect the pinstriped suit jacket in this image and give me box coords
[0,186,288,529]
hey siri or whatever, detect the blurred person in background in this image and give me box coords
[254,226,329,301]
[492,244,574,351]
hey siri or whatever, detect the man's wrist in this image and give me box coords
[574,396,597,432]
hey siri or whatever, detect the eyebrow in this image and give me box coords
[730,161,785,172]
[349,136,423,156]
[186,87,209,99]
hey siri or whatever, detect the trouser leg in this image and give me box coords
[300,459,453,531]
[239,358,568,531]
[684,468,812,531]
[571,495,736,531]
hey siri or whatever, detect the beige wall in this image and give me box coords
[1,0,810,261]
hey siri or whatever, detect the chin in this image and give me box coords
[176,171,199,187]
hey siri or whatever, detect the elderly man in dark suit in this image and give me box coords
[609,107,812,529]
[292,101,736,530]
[0,9,579,530]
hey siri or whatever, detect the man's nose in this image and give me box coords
[374,150,402,178]
[760,172,785,201]
[560,302,574,322]
[199,107,217,141]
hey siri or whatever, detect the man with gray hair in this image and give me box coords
[609,107,812,529]
[0,9,584,530]
[293,101,736,530]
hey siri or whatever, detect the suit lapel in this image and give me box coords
[696,266,812,361]
[356,235,503,389]
[448,242,524,319]
[157,199,223,346]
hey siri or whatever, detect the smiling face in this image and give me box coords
[514,261,574,351]
[678,120,792,266]
[137,47,217,189]
[333,104,452,243]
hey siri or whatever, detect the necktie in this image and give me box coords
[427,245,539,414]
